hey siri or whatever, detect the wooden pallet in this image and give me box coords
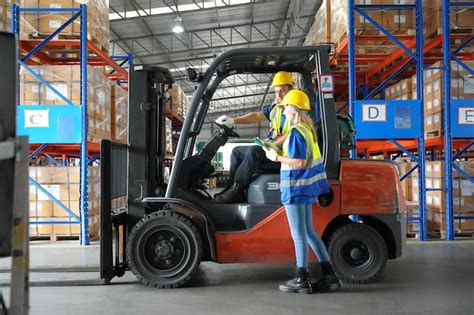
[30,234,80,242]
[425,28,474,40]
[425,130,443,139]
[440,230,474,239]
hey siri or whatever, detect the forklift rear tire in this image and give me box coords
[327,223,387,284]
[126,210,202,288]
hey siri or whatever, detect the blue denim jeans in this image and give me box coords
[284,203,331,268]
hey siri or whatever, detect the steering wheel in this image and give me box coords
[215,122,240,138]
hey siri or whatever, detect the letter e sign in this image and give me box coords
[459,107,474,125]
[362,104,386,122]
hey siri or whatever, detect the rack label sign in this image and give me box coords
[458,107,474,125]
[362,104,386,122]
[17,105,82,143]
[355,100,420,139]
[24,109,49,128]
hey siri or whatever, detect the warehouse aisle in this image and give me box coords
[1,240,473,315]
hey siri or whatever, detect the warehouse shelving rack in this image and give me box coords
[346,0,429,240]
[341,0,474,240]
[440,0,474,240]
[12,4,129,245]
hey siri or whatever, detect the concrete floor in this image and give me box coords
[1,240,474,315]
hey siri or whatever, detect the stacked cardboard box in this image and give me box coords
[0,0,11,32]
[422,61,474,137]
[111,83,128,144]
[18,0,109,53]
[166,83,189,117]
[386,78,413,100]
[19,65,111,141]
[408,161,474,235]
[166,118,173,154]
[29,166,100,238]
[424,0,474,38]
[396,160,418,234]
[304,0,415,47]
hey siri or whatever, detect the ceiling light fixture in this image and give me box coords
[172,15,184,33]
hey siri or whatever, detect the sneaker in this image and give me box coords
[311,262,341,292]
[279,267,312,294]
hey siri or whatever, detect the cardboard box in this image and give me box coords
[60,184,80,201]
[29,200,54,217]
[460,214,474,231]
[425,112,443,134]
[383,9,414,31]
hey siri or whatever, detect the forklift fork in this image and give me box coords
[100,140,128,284]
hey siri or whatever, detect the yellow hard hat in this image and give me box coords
[281,90,310,111]
[271,71,294,87]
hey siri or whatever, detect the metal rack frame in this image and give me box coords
[12,4,129,245]
[441,0,474,240]
[346,0,474,241]
[348,0,428,240]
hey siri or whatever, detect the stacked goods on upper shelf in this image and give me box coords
[29,165,101,238]
[304,0,472,51]
[17,0,110,54]
[166,83,189,117]
[304,0,415,48]
[0,0,11,31]
[19,64,112,142]
[111,83,128,144]
[87,66,111,141]
[421,61,473,137]
[385,61,473,138]
[385,78,413,100]
[424,0,474,38]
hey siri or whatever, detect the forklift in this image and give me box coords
[100,45,406,288]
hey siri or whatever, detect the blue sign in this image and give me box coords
[451,99,474,138]
[354,100,421,139]
[17,105,82,143]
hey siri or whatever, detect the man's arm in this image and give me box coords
[233,111,267,124]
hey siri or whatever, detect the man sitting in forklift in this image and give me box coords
[213,71,294,203]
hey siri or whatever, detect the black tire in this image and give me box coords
[126,210,202,288]
[327,223,387,284]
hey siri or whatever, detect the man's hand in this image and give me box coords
[215,115,235,128]
[263,147,278,162]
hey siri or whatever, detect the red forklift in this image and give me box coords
[100,45,406,288]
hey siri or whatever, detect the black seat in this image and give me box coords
[256,161,280,174]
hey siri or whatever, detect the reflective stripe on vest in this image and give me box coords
[280,123,329,198]
[269,105,291,137]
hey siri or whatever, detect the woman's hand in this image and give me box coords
[263,148,278,161]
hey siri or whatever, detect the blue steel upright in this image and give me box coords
[348,0,356,159]
[80,4,89,245]
[414,0,427,241]
[348,0,427,240]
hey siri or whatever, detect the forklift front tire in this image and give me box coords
[327,223,387,284]
[126,210,203,288]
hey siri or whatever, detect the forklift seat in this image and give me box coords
[255,161,280,174]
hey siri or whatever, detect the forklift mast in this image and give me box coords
[127,66,174,225]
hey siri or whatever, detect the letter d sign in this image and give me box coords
[363,104,386,122]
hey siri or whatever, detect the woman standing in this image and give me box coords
[263,90,341,294]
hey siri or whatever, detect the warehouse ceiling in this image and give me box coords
[109,0,322,117]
